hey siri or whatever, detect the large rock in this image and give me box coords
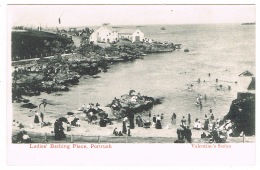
[224,94,255,136]
[109,91,161,118]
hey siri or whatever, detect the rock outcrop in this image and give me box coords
[108,91,162,118]
[224,94,255,136]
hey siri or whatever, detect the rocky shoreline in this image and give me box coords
[12,40,177,104]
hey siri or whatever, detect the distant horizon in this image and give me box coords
[8,5,255,28]
[12,22,255,30]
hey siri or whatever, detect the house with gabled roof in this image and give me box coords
[89,23,118,44]
[118,29,144,43]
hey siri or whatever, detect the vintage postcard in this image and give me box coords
[5,2,256,166]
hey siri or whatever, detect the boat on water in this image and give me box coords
[161,27,166,30]
[174,44,182,49]
[241,22,255,25]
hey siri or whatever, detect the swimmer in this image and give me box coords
[213,97,217,104]
[196,97,199,103]
[188,84,193,90]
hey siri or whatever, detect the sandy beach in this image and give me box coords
[12,99,255,144]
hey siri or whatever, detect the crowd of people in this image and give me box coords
[12,130,32,143]
[112,116,131,137]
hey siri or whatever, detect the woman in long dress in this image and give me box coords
[34,111,40,124]
[156,115,162,129]
[188,114,191,125]
[172,113,176,124]
[153,115,156,123]
[122,120,127,134]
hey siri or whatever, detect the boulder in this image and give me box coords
[224,94,255,136]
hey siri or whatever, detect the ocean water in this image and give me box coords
[21,24,255,124]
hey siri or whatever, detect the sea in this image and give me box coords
[19,24,256,124]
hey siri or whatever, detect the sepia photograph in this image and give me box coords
[5,2,257,166]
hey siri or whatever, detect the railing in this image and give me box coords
[13,130,179,144]
[12,52,55,61]
[12,130,254,144]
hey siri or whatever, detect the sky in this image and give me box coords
[8,5,256,28]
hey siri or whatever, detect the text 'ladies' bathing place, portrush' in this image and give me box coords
[29,143,112,149]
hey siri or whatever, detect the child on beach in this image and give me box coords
[161,113,164,120]
[156,115,162,129]
[113,128,118,136]
[118,131,123,136]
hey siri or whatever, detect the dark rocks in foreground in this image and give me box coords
[224,93,255,136]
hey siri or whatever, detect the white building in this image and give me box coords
[118,29,144,43]
[237,71,255,92]
[89,23,118,44]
